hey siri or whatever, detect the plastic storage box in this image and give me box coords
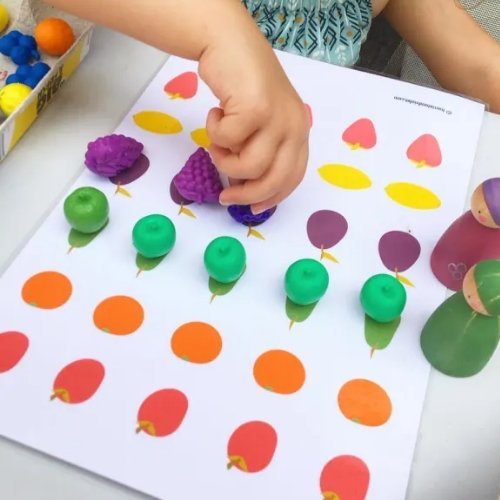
[0,0,93,160]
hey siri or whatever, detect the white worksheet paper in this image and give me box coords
[0,52,485,499]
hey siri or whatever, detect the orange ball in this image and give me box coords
[35,18,75,56]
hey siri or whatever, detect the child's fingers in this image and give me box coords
[208,142,232,165]
[219,181,265,207]
[218,166,280,206]
[228,177,244,186]
[206,107,260,151]
[250,143,308,213]
[238,130,281,178]
[250,195,281,215]
[219,140,304,206]
[211,130,280,180]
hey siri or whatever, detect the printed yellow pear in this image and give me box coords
[385,182,441,210]
[190,128,211,148]
[318,164,372,190]
[133,111,183,134]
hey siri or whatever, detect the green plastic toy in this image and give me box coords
[204,236,246,284]
[285,258,329,306]
[132,214,176,259]
[360,274,407,323]
[420,259,500,377]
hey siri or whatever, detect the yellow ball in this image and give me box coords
[0,4,9,33]
[0,83,32,116]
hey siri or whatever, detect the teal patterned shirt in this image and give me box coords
[242,0,373,66]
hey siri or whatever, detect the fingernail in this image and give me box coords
[219,197,230,206]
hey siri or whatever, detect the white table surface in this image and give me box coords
[0,27,499,500]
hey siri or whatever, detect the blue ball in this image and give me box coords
[8,30,23,39]
[0,37,15,55]
[19,35,37,49]
[17,64,32,77]
[24,76,41,89]
[6,74,24,85]
[31,62,50,78]
[10,46,31,65]
[30,49,41,61]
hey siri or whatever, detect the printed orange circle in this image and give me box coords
[337,379,392,426]
[171,321,222,363]
[22,271,72,309]
[93,295,144,335]
[253,349,306,395]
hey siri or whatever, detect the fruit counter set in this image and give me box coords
[66,132,500,378]
[0,52,494,499]
[67,138,409,331]
[0,0,92,159]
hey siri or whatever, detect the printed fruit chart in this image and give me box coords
[0,51,485,499]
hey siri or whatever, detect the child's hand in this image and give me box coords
[199,20,310,214]
[47,0,310,213]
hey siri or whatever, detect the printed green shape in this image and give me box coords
[365,314,401,357]
[136,253,166,276]
[67,221,107,252]
[286,298,317,329]
[209,276,238,302]
[420,292,500,377]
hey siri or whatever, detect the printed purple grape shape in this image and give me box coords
[109,154,150,197]
[307,210,348,263]
[169,179,196,218]
[378,230,421,287]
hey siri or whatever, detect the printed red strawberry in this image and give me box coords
[407,134,442,168]
[164,72,198,99]
[51,359,105,404]
[342,118,377,150]
[0,331,29,373]
[136,388,188,437]
[320,455,370,500]
[227,421,277,473]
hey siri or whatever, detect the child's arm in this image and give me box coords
[47,0,250,61]
[46,0,310,213]
[384,0,500,113]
